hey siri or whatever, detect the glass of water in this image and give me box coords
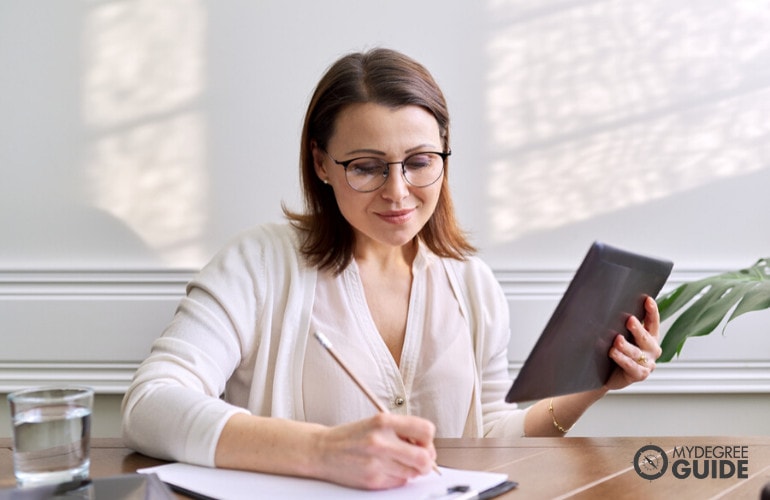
[8,386,93,488]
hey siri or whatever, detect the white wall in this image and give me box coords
[2,0,769,438]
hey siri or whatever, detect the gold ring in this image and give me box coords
[636,354,648,366]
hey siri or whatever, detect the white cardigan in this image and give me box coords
[121,223,527,466]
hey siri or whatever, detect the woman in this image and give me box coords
[121,48,662,490]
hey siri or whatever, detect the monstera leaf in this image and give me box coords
[657,257,770,362]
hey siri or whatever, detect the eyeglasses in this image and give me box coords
[324,149,450,192]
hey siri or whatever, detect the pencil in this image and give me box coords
[313,331,442,476]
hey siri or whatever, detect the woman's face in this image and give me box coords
[313,102,444,253]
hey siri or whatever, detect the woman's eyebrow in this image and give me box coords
[405,143,440,154]
[343,148,386,156]
[344,143,439,156]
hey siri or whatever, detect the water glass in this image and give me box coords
[7,386,94,488]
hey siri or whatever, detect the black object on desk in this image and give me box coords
[0,473,174,500]
[478,480,518,499]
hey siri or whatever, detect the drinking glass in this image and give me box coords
[8,386,93,488]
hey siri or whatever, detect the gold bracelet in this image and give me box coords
[548,398,572,434]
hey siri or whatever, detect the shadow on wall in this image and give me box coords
[0,202,161,268]
[481,167,770,270]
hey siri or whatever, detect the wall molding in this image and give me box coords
[509,361,770,395]
[493,268,713,296]
[2,267,766,395]
[1,360,767,396]
[0,362,136,394]
[0,266,716,294]
[0,266,714,295]
[0,269,193,297]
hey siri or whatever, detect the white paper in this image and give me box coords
[138,462,508,500]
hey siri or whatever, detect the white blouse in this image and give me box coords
[122,223,527,467]
[303,247,476,437]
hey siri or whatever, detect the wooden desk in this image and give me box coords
[436,436,770,499]
[2,437,770,498]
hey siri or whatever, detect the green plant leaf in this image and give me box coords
[657,258,770,362]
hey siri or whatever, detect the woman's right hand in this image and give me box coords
[215,412,436,491]
[313,412,437,490]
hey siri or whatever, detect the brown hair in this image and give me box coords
[283,48,475,273]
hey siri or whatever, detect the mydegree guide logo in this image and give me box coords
[633,443,749,481]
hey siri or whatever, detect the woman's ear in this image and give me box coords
[311,141,328,183]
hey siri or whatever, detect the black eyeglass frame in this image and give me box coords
[323,149,451,192]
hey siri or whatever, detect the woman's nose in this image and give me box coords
[379,166,410,200]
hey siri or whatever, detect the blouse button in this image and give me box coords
[394,397,405,407]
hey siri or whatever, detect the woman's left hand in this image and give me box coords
[605,296,662,391]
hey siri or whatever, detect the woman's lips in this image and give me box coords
[377,209,415,224]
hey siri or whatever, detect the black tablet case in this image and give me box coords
[505,242,673,403]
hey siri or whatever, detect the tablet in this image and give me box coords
[505,242,673,403]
